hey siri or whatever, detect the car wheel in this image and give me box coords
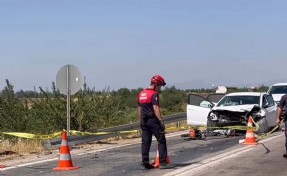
[256,117,269,134]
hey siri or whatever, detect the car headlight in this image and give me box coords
[208,112,217,120]
[251,111,263,121]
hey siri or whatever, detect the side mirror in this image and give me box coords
[208,104,214,108]
[200,101,213,108]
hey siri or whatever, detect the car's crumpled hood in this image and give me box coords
[212,104,261,113]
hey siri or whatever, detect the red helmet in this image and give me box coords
[151,75,166,86]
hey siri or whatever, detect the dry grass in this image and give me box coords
[165,120,189,132]
[0,139,46,156]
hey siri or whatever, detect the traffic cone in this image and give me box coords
[243,117,257,145]
[153,149,160,168]
[152,148,171,168]
[53,131,79,171]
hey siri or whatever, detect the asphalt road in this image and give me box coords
[173,133,287,176]
[1,130,286,176]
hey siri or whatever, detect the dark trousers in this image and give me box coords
[141,118,167,164]
[285,121,287,151]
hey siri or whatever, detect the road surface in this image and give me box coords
[1,130,286,176]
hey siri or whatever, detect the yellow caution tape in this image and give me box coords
[255,125,279,140]
[188,117,281,140]
[1,131,62,139]
[0,129,139,139]
[165,126,189,130]
[188,125,258,131]
[188,116,259,131]
[254,118,283,140]
[69,130,139,136]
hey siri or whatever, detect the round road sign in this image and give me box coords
[56,64,83,95]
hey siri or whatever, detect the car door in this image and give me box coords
[186,93,225,126]
[261,94,277,127]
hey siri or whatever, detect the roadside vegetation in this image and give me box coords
[0,79,269,155]
[0,79,269,134]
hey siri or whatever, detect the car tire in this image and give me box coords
[256,117,269,134]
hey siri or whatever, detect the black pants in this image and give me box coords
[284,121,287,151]
[141,118,167,164]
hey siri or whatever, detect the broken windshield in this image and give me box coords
[217,95,260,107]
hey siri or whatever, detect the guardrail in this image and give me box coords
[44,113,186,149]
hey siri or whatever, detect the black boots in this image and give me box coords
[142,163,155,170]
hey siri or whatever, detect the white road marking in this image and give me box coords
[164,133,283,176]
[1,158,58,171]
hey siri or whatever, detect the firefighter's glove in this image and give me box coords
[160,121,165,131]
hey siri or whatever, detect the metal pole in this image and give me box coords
[66,65,71,136]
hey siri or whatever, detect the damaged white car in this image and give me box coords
[187,92,277,133]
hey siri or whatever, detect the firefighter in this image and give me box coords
[276,94,287,158]
[138,75,169,169]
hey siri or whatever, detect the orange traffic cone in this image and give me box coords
[152,148,171,168]
[243,117,257,145]
[53,131,79,171]
[153,149,160,168]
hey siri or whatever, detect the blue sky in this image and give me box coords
[0,0,287,91]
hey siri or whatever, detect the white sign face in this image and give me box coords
[216,86,227,94]
[56,64,83,95]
